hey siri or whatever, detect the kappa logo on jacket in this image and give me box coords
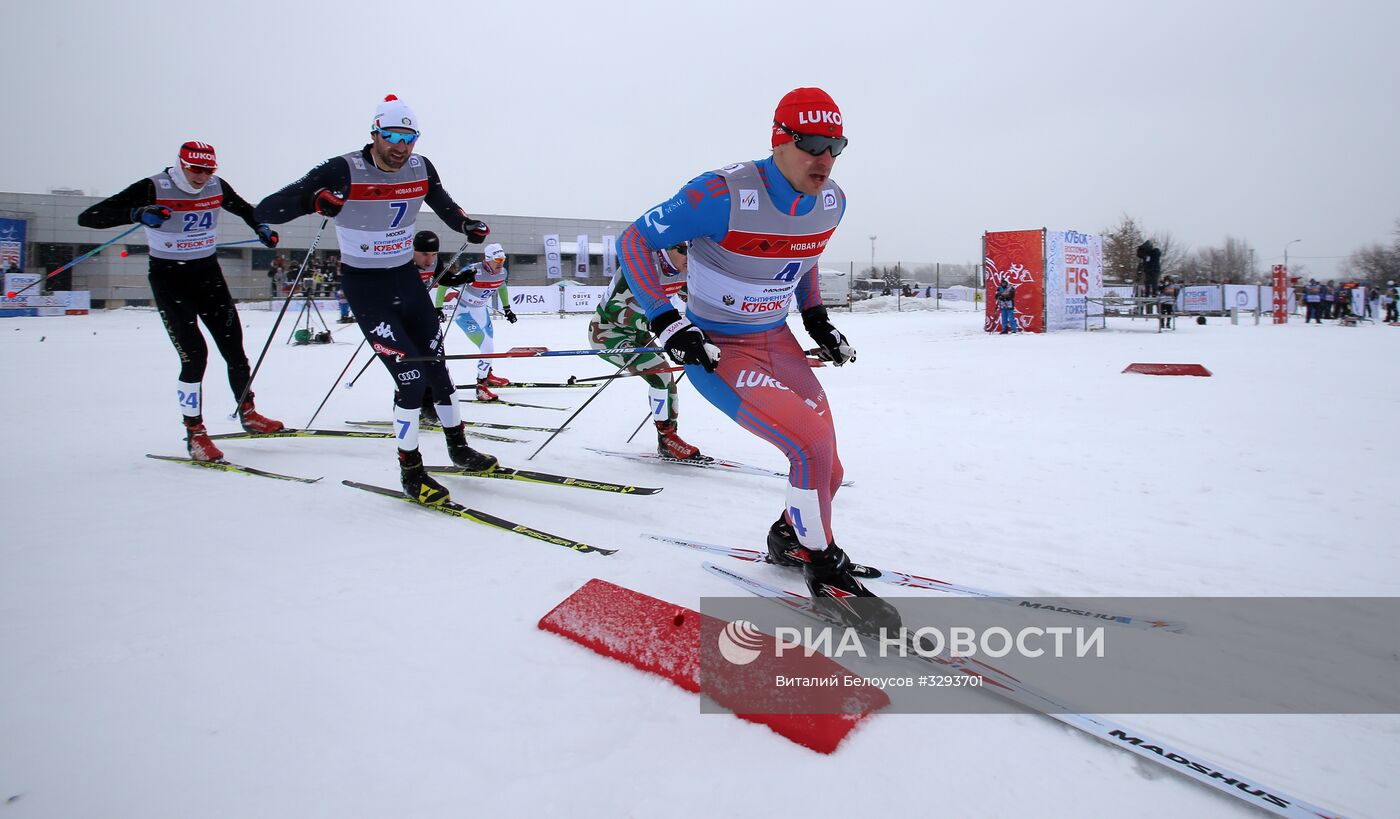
[371,322,397,341]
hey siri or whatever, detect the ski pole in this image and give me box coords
[305,337,366,428]
[345,353,377,388]
[527,356,638,462]
[215,238,265,248]
[231,218,328,416]
[5,224,143,298]
[569,366,683,385]
[400,345,661,363]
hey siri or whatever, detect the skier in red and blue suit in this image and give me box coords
[617,87,898,630]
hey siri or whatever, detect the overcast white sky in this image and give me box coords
[8,0,1398,277]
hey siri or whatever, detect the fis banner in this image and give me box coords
[1044,230,1104,331]
[543,235,562,280]
[0,216,26,272]
[602,235,616,284]
[983,229,1045,333]
[576,234,589,278]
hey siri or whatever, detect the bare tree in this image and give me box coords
[1152,231,1190,280]
[1182,236,1254,284]
[1347,243,1400,283]
[1101,214,1146,284]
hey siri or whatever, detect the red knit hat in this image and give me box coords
[178,140,218,170]
[772,87,843,148]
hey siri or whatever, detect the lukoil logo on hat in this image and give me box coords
[374,94,419,133]
[179,140,218,169]
[772,87,843,146]
[717,619,766,665]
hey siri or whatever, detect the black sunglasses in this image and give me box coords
[777,123,848,157]
[670,243,688,256]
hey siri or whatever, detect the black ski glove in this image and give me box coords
[436,264,476,288]
[649,309,720,372]
[255,224,280,248]
[312,189,345,217]
[460,217,490,244]
[802,306,856,366]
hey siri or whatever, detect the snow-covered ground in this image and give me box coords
[2,304,1396,818]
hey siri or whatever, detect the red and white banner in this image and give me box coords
[1271,265,1288,324]
[983,229,1044,333]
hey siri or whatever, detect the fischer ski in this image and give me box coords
[346,419,562,434]
[457,398,568,411]
[455,381,597,390]
[587,447,855,487]
[337,421,521,443]
[648,534,1184,632]
[703,562,1340,819]
[210,428,393,440]
[145,453,322,483]
[342,480,616,555]
[427,464,662,495]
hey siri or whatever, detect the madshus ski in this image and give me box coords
[342,480,615,555]
[146,453,321,483]
[704,563,1342,819]
[587,447,855,487]
[347,419,562,434]
[649,534,1184,633]
[427,465,662,495]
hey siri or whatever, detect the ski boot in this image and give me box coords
[184,417,225,462]
[475,379,500,402]
[483,369,511,387]
[419,402,441,426]
[237,395,285,434]
[399,448,451,506]
[766,513,809,567]
[656,420,705,461]
[443,423,498,472]
[803,543,903,635]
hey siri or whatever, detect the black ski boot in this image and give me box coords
[766,513,808,567]
[399,448,451,506]
[804,543,903,635]
[443,423,498,472]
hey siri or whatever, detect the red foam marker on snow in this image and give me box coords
[1123,363,1213,377]
[539,579,888,754]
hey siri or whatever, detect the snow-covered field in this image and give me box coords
[2,303,1396,818]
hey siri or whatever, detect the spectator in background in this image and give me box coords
[1322,280,1336,319]
[995,280,1019,333]
[1304,279,1323,323]
[1384,283,1398,324]
[1136,239,1162,300]
[1158,276,1180,330]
